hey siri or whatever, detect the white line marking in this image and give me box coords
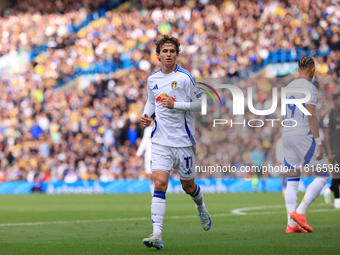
[231,205,284,215]
[231,203,328,215]
[0,204,335,227]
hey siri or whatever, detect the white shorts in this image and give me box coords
[282,134,327,170]
[151,143,196,181]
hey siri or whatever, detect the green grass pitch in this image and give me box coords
[0,193,339,254]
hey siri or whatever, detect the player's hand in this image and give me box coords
[161,96,174,109]
[316,145,324,160]
[327,153,335,164]
[141,114,152,128]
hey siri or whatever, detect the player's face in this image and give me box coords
[157,43,178,68]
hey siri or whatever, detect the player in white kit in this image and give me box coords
[136,117,154,195]
[282,56,329,233]
[141,35,211,249]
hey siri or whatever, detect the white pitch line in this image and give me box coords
[0,204,336,227]
[230,203,328,215]
[231,205,284,215]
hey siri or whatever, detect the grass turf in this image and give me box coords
[0,193,339,254]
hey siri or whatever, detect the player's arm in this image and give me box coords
[323,113,334,163]
[142,81,155,127]
[162,77,201,112]
[306,104,323,160]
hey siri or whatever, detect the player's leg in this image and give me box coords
[282,136,307,233]
[143,143,173,249]
[151,170,169,235]
[324,178,333,207]
[284,169,306,233]
[333,156,340,208]
[292,167,329,232]
[143,170,168,249]
[332,178,340,208]
[180,177,211,231]
[176,146,211,231]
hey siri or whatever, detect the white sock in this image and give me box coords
[190,184,205,212]
[149,180,154,196]
[285,176,300,227]
[296,176,329,214]
[334,198,340,204]
[151,191,166,236]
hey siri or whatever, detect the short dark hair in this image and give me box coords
[298,56,315,70]
[333,92,340,101]
[155,35,181,54]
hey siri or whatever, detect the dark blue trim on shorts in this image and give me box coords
[303,139,316,165]
[284,158,295,170]
[151,119,157,138]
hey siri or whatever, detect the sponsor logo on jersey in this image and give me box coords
[171,81,178,89]
[155,93,176,104]
[152,84,159,90]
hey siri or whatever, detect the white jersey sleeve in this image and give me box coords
[173,77,202,112]
[305,82,317,105]
[143,78,156,118]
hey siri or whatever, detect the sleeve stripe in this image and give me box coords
[177,68,197,86]
[150,69,161,76]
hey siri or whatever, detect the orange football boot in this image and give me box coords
[285,225,308,233]
[290,210,313,232]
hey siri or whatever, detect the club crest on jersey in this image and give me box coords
[171,81,178,89]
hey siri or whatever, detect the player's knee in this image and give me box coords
[154,180,167,192]
[182,183,195,194]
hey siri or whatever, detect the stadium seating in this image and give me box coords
[0,0,339,182]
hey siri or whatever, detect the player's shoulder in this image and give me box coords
[148,69,162,80]
[291,78,317,91]
[176,66,197,86]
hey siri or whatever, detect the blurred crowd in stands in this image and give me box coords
[0,0,340,182]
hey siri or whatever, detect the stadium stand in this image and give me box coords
[0,0,339,182]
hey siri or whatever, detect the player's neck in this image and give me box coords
[297,75,312,80]
[161,63,177,74]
